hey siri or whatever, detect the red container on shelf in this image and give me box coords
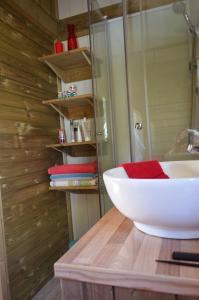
[67,24,78,51]
[55,40,64,53]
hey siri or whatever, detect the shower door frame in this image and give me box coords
[88,0,116,216]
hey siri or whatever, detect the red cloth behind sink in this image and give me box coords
[120,160,169,179]
[48,161,97,175]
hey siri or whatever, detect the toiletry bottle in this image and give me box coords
[67,24,78,50]
[77,123,83,142]
[74,127,78,142]
[58,129,65,144]
[55,40,64,53]
[81,117,91,141]
[70,120,75,142]
[73,121,78,142]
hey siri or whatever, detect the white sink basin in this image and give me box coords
[103,160,199,239]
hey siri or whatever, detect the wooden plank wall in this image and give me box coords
[0,0,58,39]
[0,189,10,300]
[0,1,68,299]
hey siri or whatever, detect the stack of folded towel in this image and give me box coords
[48,161,97,187]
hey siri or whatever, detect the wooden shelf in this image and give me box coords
[42,94,94,119]
[46,141,96,148]
[43,94,93,108]
[41,48,97,195]
[46,141,96,157]
[39,47,92,83]
[49,186,98,193]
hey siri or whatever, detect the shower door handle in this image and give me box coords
[135,122,143,130]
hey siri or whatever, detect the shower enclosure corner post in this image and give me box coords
[122,0,135,162]
[87,0,103,217]
[87,0,116,215]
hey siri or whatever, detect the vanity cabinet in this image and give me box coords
[55,208,199,300]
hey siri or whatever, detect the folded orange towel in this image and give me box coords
[48,161,97,175]
[120,160,169,179]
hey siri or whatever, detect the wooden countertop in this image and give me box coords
[54,208,199,297]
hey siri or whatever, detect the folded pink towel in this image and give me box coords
[48,161,97,175]
[120,160,169,179]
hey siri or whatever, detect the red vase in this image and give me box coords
[67,24,78,51]
[55,40,64,53]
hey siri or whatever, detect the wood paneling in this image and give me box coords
[0,6,52,52]
[0,0,58,39]
[0,262,10,300]
[59,0,175,40]
[0,1,68,299]
[0,188,10,300]
[0,63,56,95]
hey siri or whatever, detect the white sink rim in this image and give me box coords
[103,160,199,239]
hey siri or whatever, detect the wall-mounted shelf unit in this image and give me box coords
[43,94,93,108]
[40,47,98,193]
[39,47,91,83]
[46,141,96,156]
[42,93,94,119]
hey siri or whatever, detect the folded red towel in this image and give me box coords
[48,161,97,175]
[120,160,169,179]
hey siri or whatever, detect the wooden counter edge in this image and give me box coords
[54,263,199,297]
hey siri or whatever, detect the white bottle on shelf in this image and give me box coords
[70,120,75,142]
[77,124,83,142]
[81,117,91,141]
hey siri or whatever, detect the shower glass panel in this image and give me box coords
[125,0,192,161]
[107,12,131,165]
[89,0,195,215]
[88,0,116,214]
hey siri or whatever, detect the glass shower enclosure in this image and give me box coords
[88,0,195,214]
[125,0,193,162]
[88,0,116,215]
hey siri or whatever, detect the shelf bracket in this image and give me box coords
[90,144,96,149]
[50,104,66,119]
[87,98,94,107]
[82,51,91,65]
[43,59,66,82]
[51,146,65,154]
